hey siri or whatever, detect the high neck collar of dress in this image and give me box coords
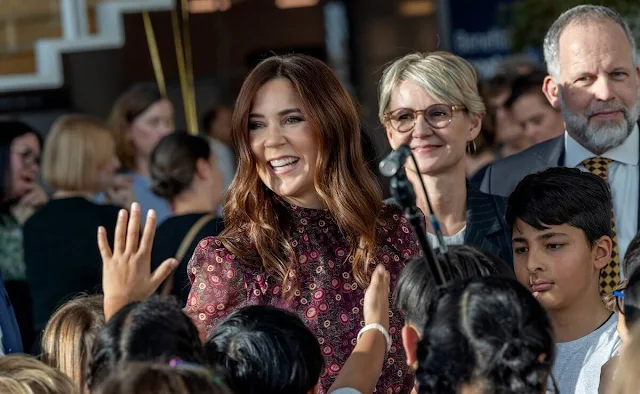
[275,196,333,221]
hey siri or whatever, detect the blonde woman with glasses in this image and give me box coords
[379,51,512,266]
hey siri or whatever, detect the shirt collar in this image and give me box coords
[564,123,639,167]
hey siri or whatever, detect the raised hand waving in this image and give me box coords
[98,202,178,320]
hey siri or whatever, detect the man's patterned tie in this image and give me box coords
[582,157,620,295]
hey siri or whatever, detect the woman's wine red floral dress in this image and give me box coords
[184,202,420,394]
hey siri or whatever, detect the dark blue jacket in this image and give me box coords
[0,272,23,354]
[385,185,513,268]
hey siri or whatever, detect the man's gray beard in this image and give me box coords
[558,89,640,154]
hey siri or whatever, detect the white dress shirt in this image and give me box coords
[564,125,639,276]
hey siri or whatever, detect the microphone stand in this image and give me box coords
[390,168,446,285]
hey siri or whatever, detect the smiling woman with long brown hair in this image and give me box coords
[184,54,420,394]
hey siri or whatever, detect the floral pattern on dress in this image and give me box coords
[184,202,420,394]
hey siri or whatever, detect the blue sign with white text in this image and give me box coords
[446,0,540,78]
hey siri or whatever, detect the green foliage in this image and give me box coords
[501,0,640,51]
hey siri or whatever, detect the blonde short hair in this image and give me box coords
[42,115,115,192]
[378,51,486,124]
[41,295,105,391]
[0,355,79,394]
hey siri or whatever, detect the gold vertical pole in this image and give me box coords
[171,2,199,136]
[181,0,199,135]
[142,11,167,97]
[171,9,194,134]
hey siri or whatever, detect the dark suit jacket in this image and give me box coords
[479,131,640,231]
[479,135,565,197]
[385,186,513,267]
[0,271,23,354]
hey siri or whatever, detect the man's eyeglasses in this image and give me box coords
[383,104,466,133]
[614,289,625,315]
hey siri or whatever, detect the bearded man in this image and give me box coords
[480,4,640,276]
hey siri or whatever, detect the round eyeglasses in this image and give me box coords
[12,148,40,167]
[384,104,466,133]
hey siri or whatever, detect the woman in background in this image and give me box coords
[201,105,237,196]
[149,132,224,303]
[0,120,46,353]
[24,115,120,349]
[107,84,175,224]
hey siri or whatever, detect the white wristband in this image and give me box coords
[357,323,391,352]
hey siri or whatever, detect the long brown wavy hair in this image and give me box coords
[220,54,382,295]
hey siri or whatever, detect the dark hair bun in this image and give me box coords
[416,277,554,394]
[149,132,211,200]
[150,167,192,200]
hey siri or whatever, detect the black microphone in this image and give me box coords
[379,144,451,285]
[379,145,412,177]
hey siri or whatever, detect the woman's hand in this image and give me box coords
[364,264,390,330]
[98,202,178,320]
[11,184,49,224]
[19,184,48,208]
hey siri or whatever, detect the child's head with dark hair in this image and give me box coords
[507,167,612,243]
[395,245,513,330]
[149,131,222,205]
[507,167,613,313]
[87,296,206,390]
[608,232,640,343]
[624,233,640,278]
[205,305,324,394]
[416,276,555,394]
[93,362,231,394]
[618,267,640,346]
[395,245,514,369]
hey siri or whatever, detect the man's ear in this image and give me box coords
[593,235,613,270]
[542,75,561,110]
[402,325,421,370]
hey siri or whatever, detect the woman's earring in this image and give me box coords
[466,140,477,155]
